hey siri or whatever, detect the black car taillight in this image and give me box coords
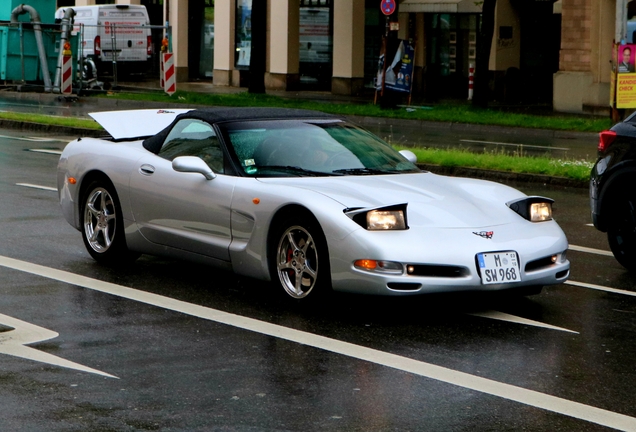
[598,130,617,152]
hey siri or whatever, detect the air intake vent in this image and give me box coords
[407,265,467,278]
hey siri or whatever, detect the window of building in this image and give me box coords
[235,0,252,69]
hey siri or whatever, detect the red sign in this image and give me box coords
[380,0,396,16]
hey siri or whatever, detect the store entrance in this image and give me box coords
[424,13,478,101]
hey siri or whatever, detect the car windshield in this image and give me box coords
[219,119,420,177]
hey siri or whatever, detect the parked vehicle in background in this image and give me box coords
[56,4,152,77]
[590,113,636,270]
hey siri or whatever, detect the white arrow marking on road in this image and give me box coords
[0,312,117,379]
[0,255,635,431]
[16,183,57,192]
[467,310,579,334]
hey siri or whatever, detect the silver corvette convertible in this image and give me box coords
[57,107,570,300]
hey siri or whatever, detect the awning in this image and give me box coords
[399,0,462,13]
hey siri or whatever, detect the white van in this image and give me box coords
[56,4,153,75]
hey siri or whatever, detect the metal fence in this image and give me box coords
[74,24,170,91]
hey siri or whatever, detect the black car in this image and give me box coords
[590,112,636,270]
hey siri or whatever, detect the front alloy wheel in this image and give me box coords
[81,181,139,264]
[276,225,320,299]
[84,186,117,255]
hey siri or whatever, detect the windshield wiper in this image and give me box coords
[332,167,396,175]
[257,165,339,177]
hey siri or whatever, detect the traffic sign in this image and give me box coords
[381,0,396,15]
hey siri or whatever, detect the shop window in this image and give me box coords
[299,0,333,88]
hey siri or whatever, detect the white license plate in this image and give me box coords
[477,251,521,284]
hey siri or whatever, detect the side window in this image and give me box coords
[159,119,224,173]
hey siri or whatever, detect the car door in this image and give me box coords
[128,118,235,261]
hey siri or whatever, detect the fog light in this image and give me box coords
[551,255,557,263]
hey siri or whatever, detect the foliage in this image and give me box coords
[399,146,592,181]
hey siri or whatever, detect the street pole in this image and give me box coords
[616,0,627,44]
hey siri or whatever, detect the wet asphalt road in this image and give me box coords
[1,127,635,432]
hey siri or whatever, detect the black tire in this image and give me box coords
[607,196,636,271]
[270,214,331,300]
[81,180,139,264]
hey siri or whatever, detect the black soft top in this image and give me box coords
[143,107,340,154]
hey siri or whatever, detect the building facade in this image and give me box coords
[53,0,622,114]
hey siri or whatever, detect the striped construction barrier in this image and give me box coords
[61,45,73,95]
[163,52,176,96]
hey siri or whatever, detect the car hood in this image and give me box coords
[258,172,529,228]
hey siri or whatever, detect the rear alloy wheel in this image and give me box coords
[82,181,138,264]
[274,221,326,300]
[607,197,636,271]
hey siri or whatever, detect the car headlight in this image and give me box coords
[346,204,409,230]
[367,209,406,230]
[507,196,554,222]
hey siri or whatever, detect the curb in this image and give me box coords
[0,119,106,138]
[417,163,587,189]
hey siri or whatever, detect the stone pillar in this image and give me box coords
[213,0,236,86]
[332,0,365,95]
[266,0,300,90]
[116,0,142,4]
[553,0,612,113]
[74,0,96,5]
[165,0,189,82]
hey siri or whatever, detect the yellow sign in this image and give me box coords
[616,73,636,108]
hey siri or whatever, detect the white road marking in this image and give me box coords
[0,312,117,378]
[566,280,636,297]
[467,310,578,334]
[569,244,614,257]
[0,134,66,143]
[1,255,635,431]
[459,139,570,151]
[15,183,57,192]
[28,149,63,155]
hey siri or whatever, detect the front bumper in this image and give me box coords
[327,221,570,296]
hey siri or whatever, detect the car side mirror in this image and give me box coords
[399,149,417,164]
[172,156,216,180]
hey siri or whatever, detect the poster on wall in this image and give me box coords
[615,43,636,109]
[235,0,252,67]
[375,38,415,94]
